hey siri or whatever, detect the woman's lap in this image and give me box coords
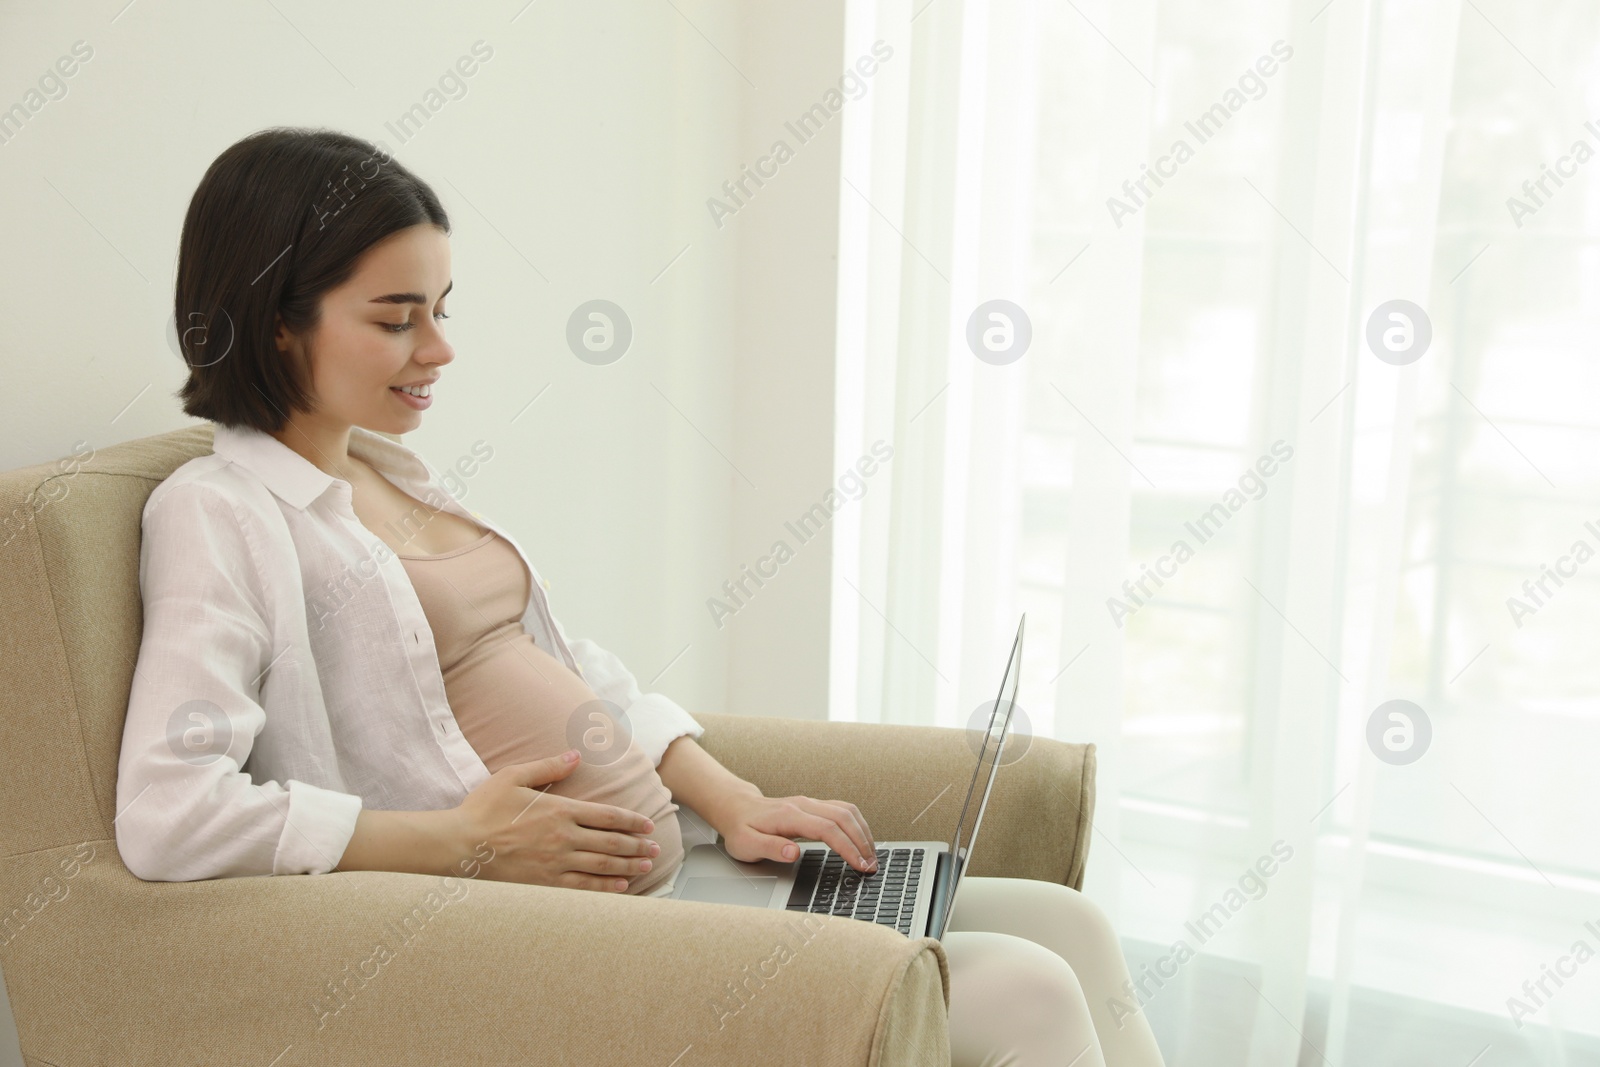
[645,867,1163,1065]
[942,926,1108,1067]
[943,876,1165,1067]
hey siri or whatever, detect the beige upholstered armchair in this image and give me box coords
[0,424,1097,1066]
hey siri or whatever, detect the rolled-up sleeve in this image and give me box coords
[115,482,363,881]
[543,602,705,767]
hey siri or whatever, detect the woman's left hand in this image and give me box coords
[714,792,880,873]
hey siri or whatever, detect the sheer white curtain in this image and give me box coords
[831,0,1600,1062]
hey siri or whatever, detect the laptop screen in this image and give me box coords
[945,616,1024,868]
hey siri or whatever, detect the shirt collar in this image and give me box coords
[211,421,438,511]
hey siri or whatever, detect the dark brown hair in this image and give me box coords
[173,127,450,432]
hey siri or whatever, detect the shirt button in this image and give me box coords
[542,577,551,591]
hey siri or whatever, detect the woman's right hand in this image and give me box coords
[454,750,661,892]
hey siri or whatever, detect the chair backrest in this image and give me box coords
[0,423,216,865]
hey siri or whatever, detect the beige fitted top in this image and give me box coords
[397,530,683,896]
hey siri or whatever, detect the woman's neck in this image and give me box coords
[269,416,359,481]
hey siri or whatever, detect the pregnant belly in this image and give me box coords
[442,631,684,896]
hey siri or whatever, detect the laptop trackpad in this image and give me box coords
[678,876,779,907]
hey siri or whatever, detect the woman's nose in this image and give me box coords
[420,330,455,367]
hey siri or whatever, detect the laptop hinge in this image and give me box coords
[926,849,958,938]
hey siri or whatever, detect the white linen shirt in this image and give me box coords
[115,421,704,882]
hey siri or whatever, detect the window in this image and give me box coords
[835,0,1600,1058]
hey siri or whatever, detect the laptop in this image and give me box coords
[668,615,1025,940]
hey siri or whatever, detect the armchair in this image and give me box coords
[0,424,1097,1066]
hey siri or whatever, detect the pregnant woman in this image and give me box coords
[116,127,1166,1067]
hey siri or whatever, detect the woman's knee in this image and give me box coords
[956,876,1121,945]
[1051,883,1120,943]
[946,932,1093,1039]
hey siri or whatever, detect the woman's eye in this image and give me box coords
[380,312,448,334]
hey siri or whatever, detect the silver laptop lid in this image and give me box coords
[934,615,1024,936]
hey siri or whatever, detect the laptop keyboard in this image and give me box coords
[785,847,924,936]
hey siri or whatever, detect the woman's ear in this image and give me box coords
[275,315,316,380]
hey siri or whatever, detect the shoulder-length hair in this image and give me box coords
[174,127,450,432]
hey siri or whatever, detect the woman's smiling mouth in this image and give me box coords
[390,381,434,409]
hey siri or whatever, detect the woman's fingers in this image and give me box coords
[809,798,876,864]
[569,847,656,881]
[566,797,656,837]
[832,800,876,855]
[560,869,634,893]
[577,827,660,862]
[787,801,878,871]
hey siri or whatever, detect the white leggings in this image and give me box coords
[943,876,1166,1067]
[649,869,1165,1065]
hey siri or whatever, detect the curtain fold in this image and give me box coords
[833,0,1595,1062]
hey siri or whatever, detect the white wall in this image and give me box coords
[0,0,846,716]
[725,9,846,719]
[0,3,847,1059]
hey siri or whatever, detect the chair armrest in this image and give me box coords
[2,844,950,1067]
[692,713,1097,890]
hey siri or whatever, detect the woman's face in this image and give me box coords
[276,223,454,435]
